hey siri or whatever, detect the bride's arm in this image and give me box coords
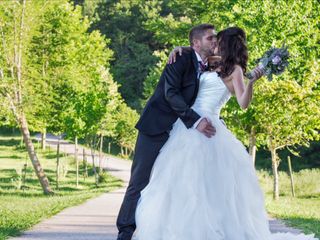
[231,66,262,109]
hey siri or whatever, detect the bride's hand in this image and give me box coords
[167,46,183,64]
[168,46,193,64]
[248,66,264,84]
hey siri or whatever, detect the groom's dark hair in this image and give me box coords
[189,23,215,46]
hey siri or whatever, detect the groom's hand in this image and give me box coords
[196,118,216,138]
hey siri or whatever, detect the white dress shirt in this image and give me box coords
[192,51,207,129]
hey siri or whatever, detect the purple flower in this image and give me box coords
[246,45,289,81]
[272,55,282,65]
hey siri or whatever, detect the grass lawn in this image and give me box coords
[265,194,320,237]
[258,169,320,238]
[0,134,123,240]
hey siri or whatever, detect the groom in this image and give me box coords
[116,23,217,240]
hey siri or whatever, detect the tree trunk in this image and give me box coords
[270,145,279,200]
[19,114,53,194]
[83,148,88,181]
[41,128,46,150]
[56,138,60,190]
[99,135,103,172]
[91,148,98,186]
[249,127,257,166]
[108,142,111,153]
[75,136,79,187]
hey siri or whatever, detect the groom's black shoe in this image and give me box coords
[117,231,133,240]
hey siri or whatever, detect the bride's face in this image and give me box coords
[213,41,220,56]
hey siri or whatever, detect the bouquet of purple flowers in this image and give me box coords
[247,45,290,81]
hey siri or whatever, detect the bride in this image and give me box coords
[134,27,318,240]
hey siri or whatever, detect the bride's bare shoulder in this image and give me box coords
[229,65,245,83]
[233,65,244,75]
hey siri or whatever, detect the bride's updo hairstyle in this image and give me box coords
[212,27,248,78]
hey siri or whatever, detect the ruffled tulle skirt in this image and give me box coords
[135,114,318,240]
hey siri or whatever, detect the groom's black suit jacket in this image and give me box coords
[136,49,201,135]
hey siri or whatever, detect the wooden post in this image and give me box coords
[108,142,111,153]
[269,140,279,201]
[83,148,88,181]
[41,128,46,150]
[56,138,60,190]
[75,136,79,188]
[22,163,27,190]
[287,156,295,197]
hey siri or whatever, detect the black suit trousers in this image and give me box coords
[116,131,169,240]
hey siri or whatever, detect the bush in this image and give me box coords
[98,170,109,183]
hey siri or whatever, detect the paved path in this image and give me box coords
[10,135,303,239]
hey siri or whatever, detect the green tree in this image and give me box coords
[113,102,139,158]
[253,61,320,200]
[0,0,53,194]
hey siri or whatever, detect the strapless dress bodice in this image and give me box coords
[192,71,231,118]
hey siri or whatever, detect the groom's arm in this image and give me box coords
[163,54,201,129]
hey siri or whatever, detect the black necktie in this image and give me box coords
[197,61,206,79]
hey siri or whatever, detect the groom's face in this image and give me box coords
[195,29,217,56]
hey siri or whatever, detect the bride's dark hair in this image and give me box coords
[212,27,248,78]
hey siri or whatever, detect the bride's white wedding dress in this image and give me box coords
[135,71,318,240]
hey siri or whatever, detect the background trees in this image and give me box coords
[0,0,137,192]
[86,0,160,111]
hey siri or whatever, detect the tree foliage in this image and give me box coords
[0,0,138,190]
[85,0,160,111]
